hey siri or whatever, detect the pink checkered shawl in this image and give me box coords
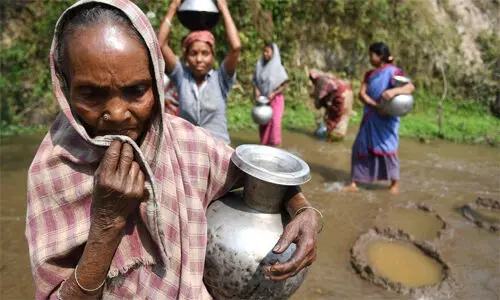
[25,1,240,299]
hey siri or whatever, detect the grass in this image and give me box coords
[0,123,47,137]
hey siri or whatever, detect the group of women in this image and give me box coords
[25,0,413,298]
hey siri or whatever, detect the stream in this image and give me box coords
[1,129,499,299]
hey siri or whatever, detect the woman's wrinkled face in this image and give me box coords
[186,41,214,79]
[65,23,155,141]
[369,51,382,67]
[263,46,273,61]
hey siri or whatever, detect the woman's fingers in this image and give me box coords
[118,143,134,181]
[101,140,122,174]
[267,234,315,277]
[266,251,315,282]
[272,224,298,254]
[127,161,140,184]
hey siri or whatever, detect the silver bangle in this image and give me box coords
[294,206,324,233]
[74,264,106,293]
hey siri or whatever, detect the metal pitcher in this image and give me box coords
[204,145,311,299]
[380,76,414,117]
[178,0,220,31]
[252,96,273,125]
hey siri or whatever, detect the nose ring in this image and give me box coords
[102,113,111,121]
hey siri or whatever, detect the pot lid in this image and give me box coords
[232,144,311,186]
[178,0,219,13]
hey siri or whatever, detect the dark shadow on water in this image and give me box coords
[357,182,391,191]
[307,162,350,182]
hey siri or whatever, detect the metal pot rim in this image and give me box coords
[232,144,311,186]
[257,96,270,105]
[178,0,219,13]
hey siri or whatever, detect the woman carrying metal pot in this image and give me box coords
[253,43,289,146]
[158,0,241,144]
[344,42,415,194]
[26,1,321,298]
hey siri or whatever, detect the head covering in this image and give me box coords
[253,43,288,97]
[309,69,338,108]
[182,30,215,53]
[25,0,237,298]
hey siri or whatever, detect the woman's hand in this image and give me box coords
[264,209,319,281]
[92,140,146,229]
[382,89,397,101]
[267,92,275,101]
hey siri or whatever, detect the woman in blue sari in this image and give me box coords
[345,42,415,194]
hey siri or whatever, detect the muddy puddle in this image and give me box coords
[1,128,500,299]
[376,206,446,241]
[367,240,443,287]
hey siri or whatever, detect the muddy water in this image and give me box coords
[378,208,445,241]
[367,240,444,287]
[1,128,499,299]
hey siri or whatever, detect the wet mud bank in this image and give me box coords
[350,227,455,298]
[461,197,500,232]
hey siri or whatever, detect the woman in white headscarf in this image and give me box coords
[253,42,289,146]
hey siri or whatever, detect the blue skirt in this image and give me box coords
[350,138,400,183]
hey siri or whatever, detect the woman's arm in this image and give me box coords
[158,0,181,74]
[359,82,378,107]
[218,0,241,77]
[58,141,146,299]
[253,84,261,101]
[268,82,288,100]
[382,82,415,101]
[58,222,123,299]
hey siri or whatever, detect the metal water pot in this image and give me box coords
[315,120,328,139]
[252,96,273,125]
[380,76,414,117]
[177,0,220,31]
[204,145,311,299]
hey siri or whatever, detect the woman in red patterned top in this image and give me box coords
[309,69,353,141]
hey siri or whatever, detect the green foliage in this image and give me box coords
[1,0,498,144]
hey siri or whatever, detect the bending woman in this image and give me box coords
[309,69,353,141]
[158,0,241,144]
[253,43,288,146]
[25,1,320,298]
[344,42,414,194]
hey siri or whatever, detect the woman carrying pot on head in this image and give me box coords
[253,43,289,146]
[344,42,415,194]
[309,69,353,142]
[158,0,240,144]
[25,1,321,298]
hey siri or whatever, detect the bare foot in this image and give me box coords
[389,181,399,195]
[343,182,359,192]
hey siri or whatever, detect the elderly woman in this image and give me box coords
[25,1,321,299]
[158,0,240,144]
[309,69,353,141]
[253,43,288,146]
